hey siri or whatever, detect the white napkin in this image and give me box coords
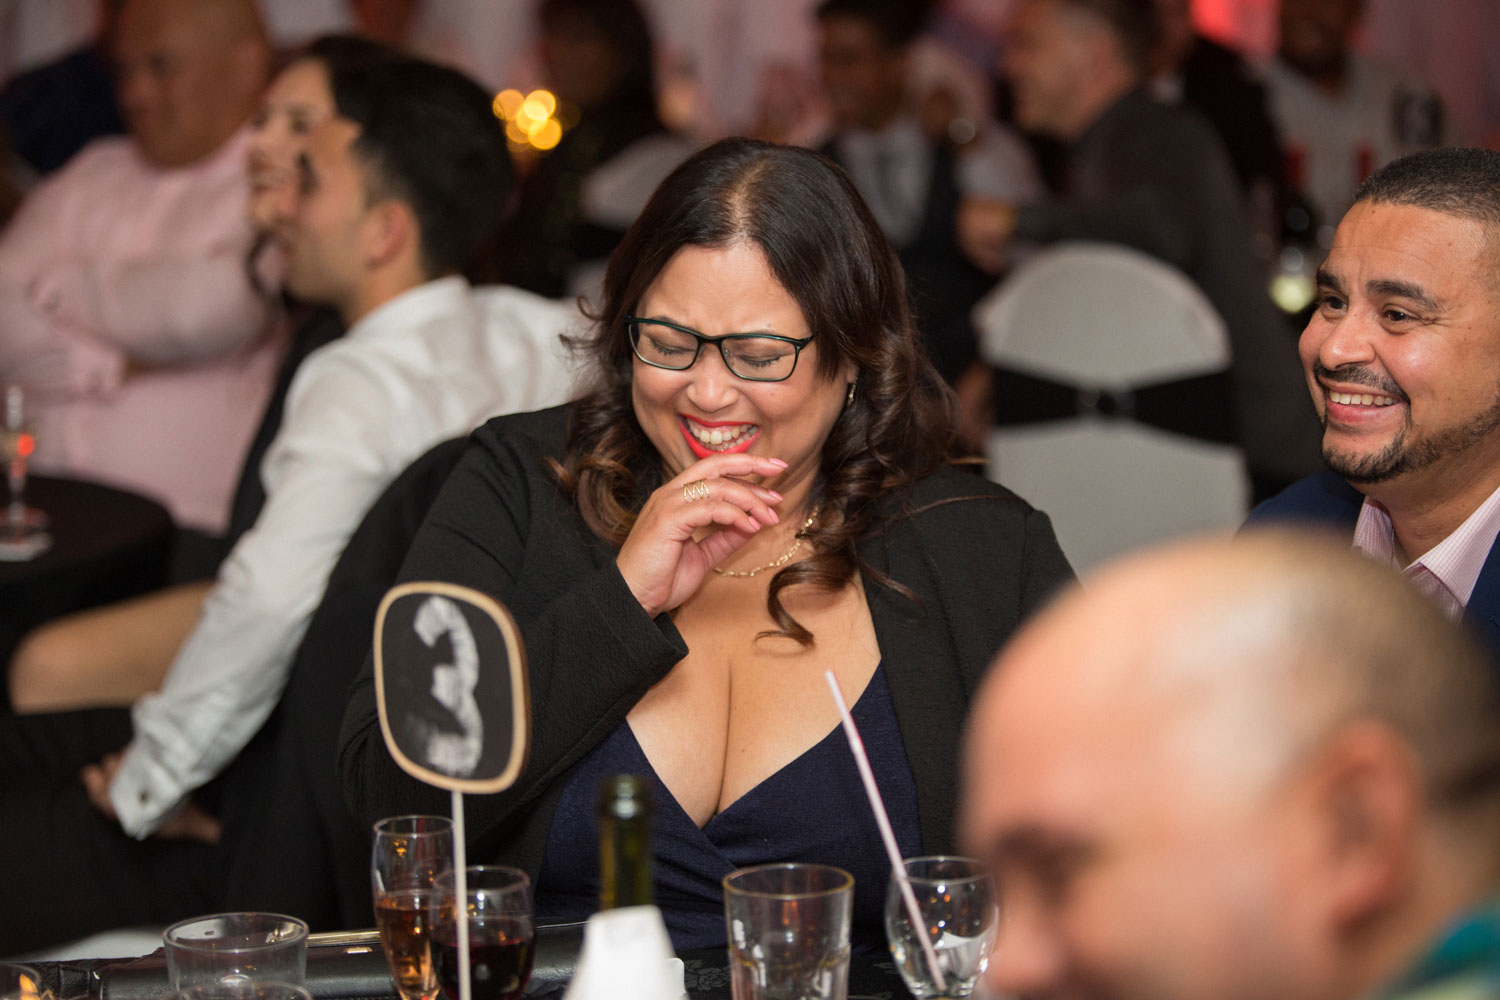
[561,906,686,1000]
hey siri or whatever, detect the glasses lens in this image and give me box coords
[631,322,699,370]
[724,337,798,380]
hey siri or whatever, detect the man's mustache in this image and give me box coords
[1312,360,1407,400]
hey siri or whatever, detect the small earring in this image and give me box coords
[845,378,857,407]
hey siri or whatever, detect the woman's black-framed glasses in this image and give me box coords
[626,316,812,382]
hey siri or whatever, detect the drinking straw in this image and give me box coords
[823,670,947,992]
[452,790,471,1000]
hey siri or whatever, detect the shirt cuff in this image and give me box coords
[109,740,188,839]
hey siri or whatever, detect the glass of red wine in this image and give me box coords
[372,815,455,1000]
[435,866,534,1000]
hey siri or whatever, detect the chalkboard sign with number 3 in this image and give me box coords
[373,581,530,793]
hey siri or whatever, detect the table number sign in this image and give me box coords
[373,581,529,792]
[373,581,532,1000]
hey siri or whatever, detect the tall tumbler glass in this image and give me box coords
[723,863,854,1000]
[372,815,455,1000]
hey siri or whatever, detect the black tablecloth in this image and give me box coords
[0,476,173,671]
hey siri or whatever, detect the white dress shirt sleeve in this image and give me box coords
[109,358,401,837]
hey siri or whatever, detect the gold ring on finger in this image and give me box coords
[683,479,711,503]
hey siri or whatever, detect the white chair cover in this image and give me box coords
[977,241,1250,571]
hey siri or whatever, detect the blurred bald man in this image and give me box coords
[963,532,1500,1000]
[0,0,279,567]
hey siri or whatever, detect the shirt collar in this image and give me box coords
[1352,481,1500,612]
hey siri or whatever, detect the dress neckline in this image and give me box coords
[623,666,887,833]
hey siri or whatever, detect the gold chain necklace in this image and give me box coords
[713,506,821,578]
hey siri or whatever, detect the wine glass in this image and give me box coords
[885,856,999,999]
[434,866,534,1000]
[372,815,455,1000]
[1,385,50,559]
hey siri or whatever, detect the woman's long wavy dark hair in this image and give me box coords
[555,138,960,644]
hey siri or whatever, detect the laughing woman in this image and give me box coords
[338,137,1072,948]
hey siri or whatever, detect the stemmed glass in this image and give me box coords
[885,856,1000,999]
[1,385,50,559]
[434,866,534,1000]
[372,815,456,1000]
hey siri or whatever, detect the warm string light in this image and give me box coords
[491,88,572,152]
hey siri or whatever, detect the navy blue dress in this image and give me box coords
[535,665,923,950]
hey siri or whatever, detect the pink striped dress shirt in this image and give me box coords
[1352,485,1500,620]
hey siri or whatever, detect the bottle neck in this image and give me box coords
[597,774,654,910]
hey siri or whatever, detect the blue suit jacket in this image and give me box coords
[1248,471,1500,669]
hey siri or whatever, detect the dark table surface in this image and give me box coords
[0,475,173,670]
[30,934,918,1000]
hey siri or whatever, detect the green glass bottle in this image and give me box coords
[596,774,655,910]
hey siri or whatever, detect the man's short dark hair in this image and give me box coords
[1058,0,1161,74]
[328,57,514,278]
[1355,147,1500,227]
[815,0,933,48]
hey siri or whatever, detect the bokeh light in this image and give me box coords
[492,87,568,154]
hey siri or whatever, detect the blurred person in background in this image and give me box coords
[1147,0,1283,240]
[345,0,420,47]
[1265,0,1445,237]
[0,0,281,577]
[4,35,397,717]
[0,0,125,185]
[492,0,694,301]
[0,49,580,953]
[958,0,1319,501]
[964,531,1500,1000]
[815,0,1039,439]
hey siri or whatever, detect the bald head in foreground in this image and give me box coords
[962,532,1500,1000]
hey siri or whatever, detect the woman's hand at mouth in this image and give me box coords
[617,453,788,616]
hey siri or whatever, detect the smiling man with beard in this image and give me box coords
[1248,147,1500,668]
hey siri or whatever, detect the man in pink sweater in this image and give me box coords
[0,0,279,548]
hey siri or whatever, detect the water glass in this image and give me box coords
[434,866,534,1000]
[724,863,853,1000]
[885,857,998,999]
[372,815,455,1000]
[163,912,309,992]
[0,964,39,1000]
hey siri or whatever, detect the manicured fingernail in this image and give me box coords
[767,508,781,523]
[767,458,788,468]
